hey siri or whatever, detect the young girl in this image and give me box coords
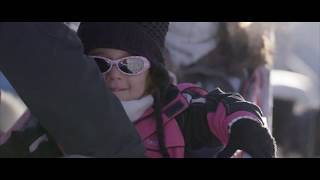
[77,22,276,158]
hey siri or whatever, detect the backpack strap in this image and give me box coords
[136,83,207,141]
[135,90,190,141]
[135,84,213,157]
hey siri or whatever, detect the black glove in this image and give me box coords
[217,119,276,158]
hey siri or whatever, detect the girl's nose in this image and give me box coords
[105,64,122,80]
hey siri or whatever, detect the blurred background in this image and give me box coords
[1,22,319,157]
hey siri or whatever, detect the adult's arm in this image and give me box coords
[0,22,145,157]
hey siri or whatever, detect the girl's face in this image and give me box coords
[89,48,150,101]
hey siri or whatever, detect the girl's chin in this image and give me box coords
[113,92,130,101]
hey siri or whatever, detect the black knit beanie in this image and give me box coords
[77,22,169,66]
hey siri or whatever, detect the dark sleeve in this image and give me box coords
[176,88,265,151]
[0,22,145,157]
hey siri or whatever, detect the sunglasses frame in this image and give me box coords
[89,55,151,76]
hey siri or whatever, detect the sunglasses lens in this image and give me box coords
[118,58,145,75]
[93,57,111,73]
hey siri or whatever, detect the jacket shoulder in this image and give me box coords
[206,88,263,118]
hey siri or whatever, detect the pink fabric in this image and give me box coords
[135,89,190,158]
[207,103,228,145]
[137,116,185,158]
[177,83,197,92]
[142,119,185,158]
[135,93,189,141]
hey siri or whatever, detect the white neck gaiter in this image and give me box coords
[121,95,154,123]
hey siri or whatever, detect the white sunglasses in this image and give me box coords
[89,56,151,76]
